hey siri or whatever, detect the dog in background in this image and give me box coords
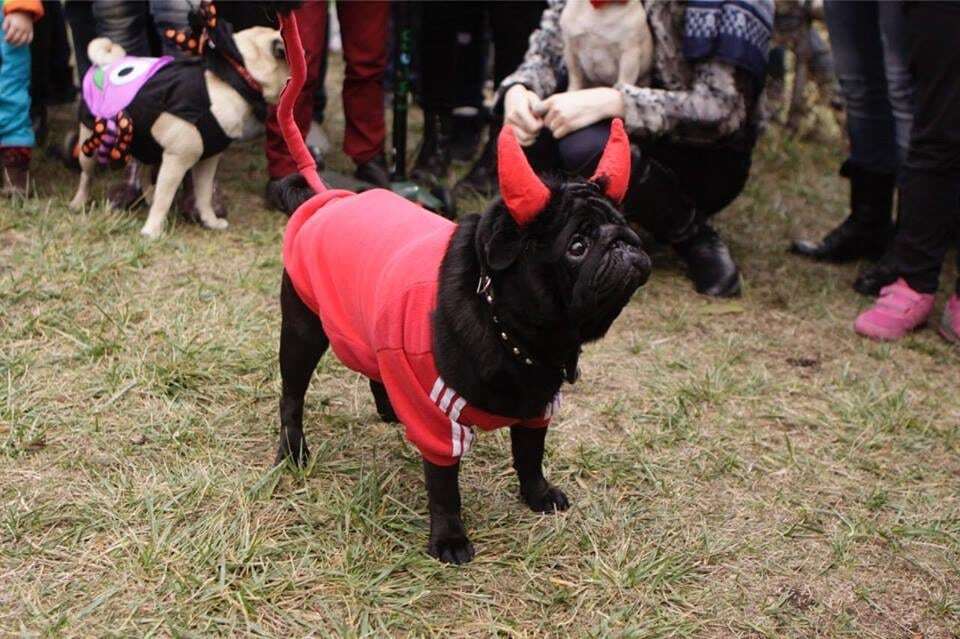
[560,0,655,91]
[69,15,288,238]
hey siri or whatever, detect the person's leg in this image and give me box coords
[855,2,960,341]
[455,1,546,197]
[0,38,35,195]
[92,1,152,57]
[336,0,389,181]
[792,0,899,262]
[891,5,960,295]
[411,1,464,186]
[65,1,97,79]
[877,0,914,165]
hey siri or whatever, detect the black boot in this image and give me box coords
[673,224,742,297]
[453,123,498,199]
[623,149,741,297]
[411,110,452,187]
[791,162,895,262]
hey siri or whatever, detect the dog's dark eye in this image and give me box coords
[568,235,589,259]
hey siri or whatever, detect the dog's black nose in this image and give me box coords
[634,250,652,286]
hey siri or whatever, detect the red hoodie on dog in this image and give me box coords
[282,188,557,467]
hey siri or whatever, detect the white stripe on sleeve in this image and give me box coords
[429,377,445,403]
[449,397,466,422]
[451,419,462,457]
[439,388,455,412]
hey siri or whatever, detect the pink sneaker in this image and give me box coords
[939,294,960,343]
[854,278,935,341]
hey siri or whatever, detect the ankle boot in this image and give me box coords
[453,123,498,199]
[411,109,452,187]
[791,161,895,262]
[673,223,742,297]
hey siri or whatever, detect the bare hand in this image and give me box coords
[3,12,33,46]
[535,88,625,139]
[503,84,544,147]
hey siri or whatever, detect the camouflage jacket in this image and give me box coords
[500,0,762,148]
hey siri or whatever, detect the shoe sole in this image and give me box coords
[854,319,927,342]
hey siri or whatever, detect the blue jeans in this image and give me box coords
[824,0,913,174]
[0,38,34,148]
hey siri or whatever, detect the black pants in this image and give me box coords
[891,2,960,294]
[418,1,545,112]
[525,122,754,243]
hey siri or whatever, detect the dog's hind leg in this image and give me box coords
[69,124,95,211]
[142,114,202,238]
[369,380,398,423]
[140,151,195,238]
[189,153,228,231]
[510,426,570,513]
[276,270,329,467]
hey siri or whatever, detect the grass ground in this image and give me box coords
[2,79,959,637]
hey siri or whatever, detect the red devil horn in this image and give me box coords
[497,125,550,227]
[590,118,631,203]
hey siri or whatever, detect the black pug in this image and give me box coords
[276,119,651,564]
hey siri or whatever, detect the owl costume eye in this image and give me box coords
[109,58,156,86]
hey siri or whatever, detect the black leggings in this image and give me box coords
[524,121,754,243]
[891,3,960,294]
[418,1,545,112]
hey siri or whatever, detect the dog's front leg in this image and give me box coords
[141,151,195,239]
[190,154,228,231]
[510,426,569,513]
[564,46,586,92]
[69,124,96,211]
[423,459,475,564]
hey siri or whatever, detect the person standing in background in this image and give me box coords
[853,1,960,343]
[0,0,42,195]
[790,0,913,297]
[264,0,390,214]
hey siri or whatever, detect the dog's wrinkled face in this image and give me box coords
[480,121,651,346]
[480,180,651,344]
[233,26,289,103]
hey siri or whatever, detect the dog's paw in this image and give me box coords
[427,534,475,565]
[140,222,164,239]
[204,217,229,231]
[523,484,570,513]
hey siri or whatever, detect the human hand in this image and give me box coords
[503,84,544,146]
[534,88,625,139]
[3,11,33,46]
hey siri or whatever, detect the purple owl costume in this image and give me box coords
[80,56,174,166]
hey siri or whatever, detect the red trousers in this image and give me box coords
[265,0,388,177]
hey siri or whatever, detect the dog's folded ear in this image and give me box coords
[477,209,523,271]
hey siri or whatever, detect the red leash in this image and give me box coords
[277,11,326,194]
